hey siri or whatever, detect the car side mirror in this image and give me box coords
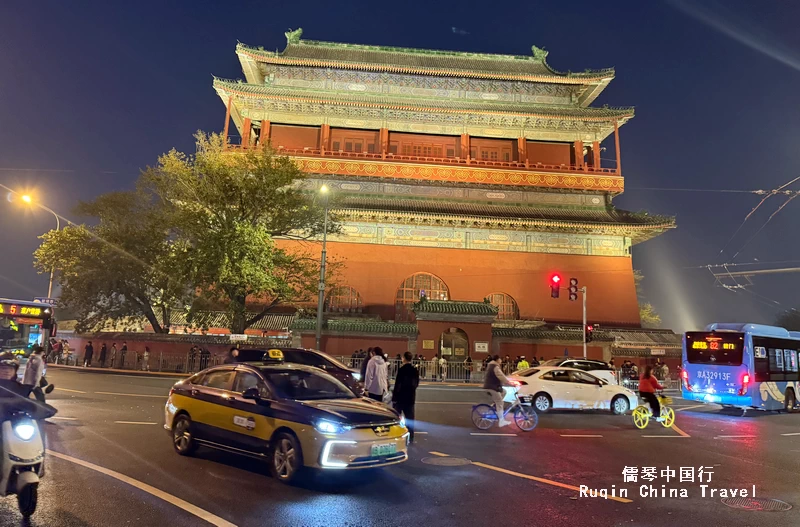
[242,387,260,400]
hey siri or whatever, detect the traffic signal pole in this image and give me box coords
[581,286,587,358]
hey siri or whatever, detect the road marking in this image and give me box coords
[560,434,603,438]
[416,402,474,405]
[714,435,756,439]
[94,391,166,398]
[470,432,517,437]
[781,432,800,436]
[429,451,632,504]
[415,431,429,435]
[48,451,237,526]
[114,421,158,425]
[56,387,87,394]
[642,435,690,438]
[48,416,77,421]
[674,404,707,412]
[671,424,691,437]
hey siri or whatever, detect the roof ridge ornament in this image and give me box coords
[285,28,303,45]
[531,45,548,61]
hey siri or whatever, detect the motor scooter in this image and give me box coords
[0,410,47,518]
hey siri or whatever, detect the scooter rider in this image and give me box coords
[0,352,54,428]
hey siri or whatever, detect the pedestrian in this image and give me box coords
[83,341,94,367]
[142,346,151,371]
[23,345,46,402]
[483,354,514,427]
[360,347,374,381]
[517,356,530,371]
[120,341,128,368]
[110,343,117,368]
[62,340,71,365]
[99,343,108,368]
[364,346,388,402]
[531,356,540,367]
[224,346,239,364]
[438,355,447,382]
[609,357,616,370]
[464,355,473,383]
[392,351,420,442]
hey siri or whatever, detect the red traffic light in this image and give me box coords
[587,325,593,331]
[551,275,561,284]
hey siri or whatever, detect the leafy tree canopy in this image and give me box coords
[634,269,662,328]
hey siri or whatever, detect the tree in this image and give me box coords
[634,269,662,328]
[34,191,190,333]
[775,309,800,331]
[142,132,334,333]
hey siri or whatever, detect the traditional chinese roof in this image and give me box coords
[412,299,499,317]
[157,311,295,331]
[492,326,681,348]
[290,318,417,335]
[213,79,633,123]
[236,31,614,85]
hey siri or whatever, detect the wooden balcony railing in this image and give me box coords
[225,143,620,176]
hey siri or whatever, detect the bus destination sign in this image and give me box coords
[0,302,46,318]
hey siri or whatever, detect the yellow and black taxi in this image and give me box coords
[164,350,408,483]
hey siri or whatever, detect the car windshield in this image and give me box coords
[263,370,356,400]
[541,359,563,367]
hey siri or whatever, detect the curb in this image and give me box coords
[48,364,189,379]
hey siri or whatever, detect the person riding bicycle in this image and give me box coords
[639,365,665,421]
[483,354,514,427]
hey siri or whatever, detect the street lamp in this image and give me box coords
[315,184,330,350]
[21,194,60,299]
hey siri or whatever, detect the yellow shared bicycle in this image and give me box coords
[632,393,675,429]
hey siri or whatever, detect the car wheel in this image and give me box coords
[533,393,552,413]
[611,395,630,415]
[786,389,797,413]
[172,415,198,456]
[271,432,304,484]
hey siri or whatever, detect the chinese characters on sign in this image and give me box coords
[622,466,714,483]
[0,303,43,317]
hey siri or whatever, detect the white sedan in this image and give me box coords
[508,366,638,414]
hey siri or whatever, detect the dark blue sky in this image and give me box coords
[1,1,799,331]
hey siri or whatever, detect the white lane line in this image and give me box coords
[114,421,158,425]
[415,431,429,435]
[560,434,603,438]
[470,433,517,437]
[674,404,709,412]
[94,391,166,398]
[642,435,691,438]
[48,451,237,527]
[56,387,87,394]
[713,435,756,439]
[781,432,800,436]
[49,416,77,421]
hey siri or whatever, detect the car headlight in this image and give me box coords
[14,419,36,441]
[399,415,407,429]
[351,372,362,381]
[315,419,351,434]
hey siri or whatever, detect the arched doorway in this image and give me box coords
[439,327,469,361]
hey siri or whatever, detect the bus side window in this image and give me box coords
[785,349,799,380]
[770,348,786,382]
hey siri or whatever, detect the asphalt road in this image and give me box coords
[3,369,800,526]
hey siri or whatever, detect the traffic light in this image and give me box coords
[585,324,594,343]
[568,278,578,301]
[550,274,561,298]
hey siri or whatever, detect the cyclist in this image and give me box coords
[483,354,514,427]
[638,365,665,421]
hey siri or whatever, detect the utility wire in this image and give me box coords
[731,193,799,260]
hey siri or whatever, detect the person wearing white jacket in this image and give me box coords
[364,346,388,401]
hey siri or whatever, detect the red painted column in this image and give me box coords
[575,140,584,170]
[321,124,331,152]
[222,97,232,147]
[592,140,601,170]
[614,121,622,175]
[259,120,270,148]
[242,118,252,149]
[461,134,470,164]
[380,128,389,159]
[517,137,527,164]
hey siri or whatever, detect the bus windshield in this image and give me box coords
[685,332,744,366]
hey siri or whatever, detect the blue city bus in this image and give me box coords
[681,323,800,411]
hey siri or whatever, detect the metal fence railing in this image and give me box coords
[49,351,226,375]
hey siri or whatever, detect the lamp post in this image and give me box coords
[314,184,330,350]
[22,195,60,299]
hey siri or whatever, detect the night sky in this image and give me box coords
[1,1,799,332]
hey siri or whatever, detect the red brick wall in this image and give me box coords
[279,240,640,326]
[416,320,493,360]
[526,141,571,166]
[299,334,410,358]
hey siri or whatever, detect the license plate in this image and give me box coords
[371,443,397,457]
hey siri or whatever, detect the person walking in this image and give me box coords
[83,341,94,367]
[438,355,447,382]
[120,342,128,368]
[23,345,46,402]
[392,352,420,442]
[223,347,239,364]
[364,346,388,402]
[142,346,151,371]
[483,354,514,427]
[110,343,117,368]
[99,343,108,368]
[464,356,473,383]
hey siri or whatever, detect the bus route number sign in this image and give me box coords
[692,341,736,351]
[0,303,43,317]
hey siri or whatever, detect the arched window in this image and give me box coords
[487,292,519,320]
[326,286,364,313]
[395,272,450,321]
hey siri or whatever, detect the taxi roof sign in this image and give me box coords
[264,349,284,361]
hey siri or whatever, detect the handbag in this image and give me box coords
[382,391,392,405]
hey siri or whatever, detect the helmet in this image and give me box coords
[0,351,20,367]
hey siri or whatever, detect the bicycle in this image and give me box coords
[471,386,539,431]
[632,393,675,429]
